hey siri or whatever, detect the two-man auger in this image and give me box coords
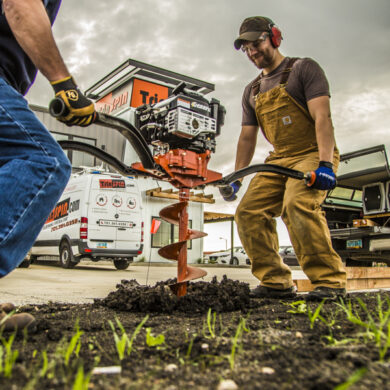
[49,84,313,297]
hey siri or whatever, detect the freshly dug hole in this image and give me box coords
[97,275,251,313]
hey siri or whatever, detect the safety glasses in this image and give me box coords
[241,33,269,54]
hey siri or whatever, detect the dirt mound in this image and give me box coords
[97,275,251,314]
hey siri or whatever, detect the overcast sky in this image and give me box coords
[27,0,390,249]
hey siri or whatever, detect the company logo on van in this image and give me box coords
[99,179,126,189]
[46,198,70,223]
[46,198,80,224]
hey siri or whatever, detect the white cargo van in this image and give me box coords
[28,169,143,270]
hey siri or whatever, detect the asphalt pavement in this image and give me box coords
[0,260,307,305]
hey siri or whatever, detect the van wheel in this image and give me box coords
[114,259,131,270]
[59,242,77,269]
[29,255,38,264]
[18,259,31,268]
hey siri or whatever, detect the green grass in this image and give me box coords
[337,295,390,361]
[0,332,19,378]
[109,315,149,361]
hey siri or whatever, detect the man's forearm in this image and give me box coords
[234,126,258,172]
[316,116,335,163]
[235,139,256,171]
[3,0,69,82]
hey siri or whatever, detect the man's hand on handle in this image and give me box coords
[50,76,96,126]
[219,180,242,201]
[306,161,336,190]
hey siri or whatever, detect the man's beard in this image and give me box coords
[250,50,274,69]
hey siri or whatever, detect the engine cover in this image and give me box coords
[135,87,225,154]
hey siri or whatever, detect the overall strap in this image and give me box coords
[251,57,299,97]
[251,73,263,97]
[279,57,298,85]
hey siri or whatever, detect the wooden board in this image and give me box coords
[346,267,390,279]
[146,187,215,204]
[293,267,390,292]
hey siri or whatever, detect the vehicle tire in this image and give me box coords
[18,259,31,268]
[59,242,77,269]
[29,254,38,264]
[114,259,131,270]
[231,257,239,266]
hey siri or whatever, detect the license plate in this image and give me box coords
[346,239,363,249]
[96,242,107,249]
[99,220,134,228]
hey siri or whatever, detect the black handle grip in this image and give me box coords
[49,97,68,117]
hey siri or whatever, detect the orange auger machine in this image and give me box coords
[50,82,312,297]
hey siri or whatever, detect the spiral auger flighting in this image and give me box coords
[158,187,208,297]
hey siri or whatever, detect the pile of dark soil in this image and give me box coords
[1,279,390,390]
[98,275,251,313]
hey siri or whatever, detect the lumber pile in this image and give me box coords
[294,267,390,292]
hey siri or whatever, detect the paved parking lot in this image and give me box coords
[0,261,306,305]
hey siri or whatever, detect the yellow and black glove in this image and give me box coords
[50,76,96,127]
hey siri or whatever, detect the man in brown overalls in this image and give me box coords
[220,16,347,300]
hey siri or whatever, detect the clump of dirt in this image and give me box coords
[97,275,251,313]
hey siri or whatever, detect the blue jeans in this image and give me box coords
[0,78,72,277]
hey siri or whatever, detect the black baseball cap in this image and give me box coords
[234,16,273,50]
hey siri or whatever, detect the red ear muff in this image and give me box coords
[270,25,282,48]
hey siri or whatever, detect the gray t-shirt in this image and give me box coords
[241,57,330,126]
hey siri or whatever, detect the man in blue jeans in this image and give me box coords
[0,0,96,332]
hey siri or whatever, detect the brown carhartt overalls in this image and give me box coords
[236,58,347,289]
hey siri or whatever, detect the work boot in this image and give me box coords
[250,285,297,299]
[305,286,347,301]
[0,308,36,333]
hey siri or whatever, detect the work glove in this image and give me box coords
[219,180,242,201]
[306,161,337,190]
[50,76,96,126]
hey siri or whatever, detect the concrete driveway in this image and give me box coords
[0,261,307,305]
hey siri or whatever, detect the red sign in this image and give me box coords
[150,219,161,234]
[131,79,169,108]
[99,179,126,189]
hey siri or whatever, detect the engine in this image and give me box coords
[135,83,225,154]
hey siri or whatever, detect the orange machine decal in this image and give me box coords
[131,79,169,108]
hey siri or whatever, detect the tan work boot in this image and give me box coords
[0,303,36,333]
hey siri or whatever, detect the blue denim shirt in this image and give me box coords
[0,0,62,95]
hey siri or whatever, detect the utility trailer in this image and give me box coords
[322,144,390,266]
